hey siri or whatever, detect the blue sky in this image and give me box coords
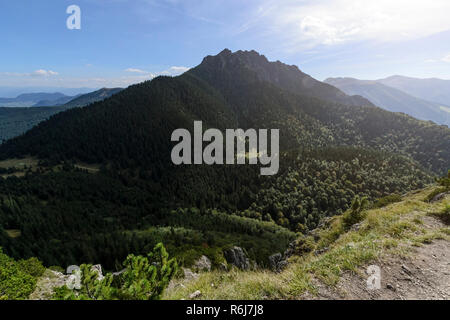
[1,0,450,91]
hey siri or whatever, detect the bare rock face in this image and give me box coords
[30,270,69,300]
[194,255,212,272]
[183,267,199,281]
[223,246,250,270]
[189,290,202,299]
[430,192,450,203]
[269,253,288,273]
[91,264,104,281]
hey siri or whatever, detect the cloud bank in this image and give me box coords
[245,0,450,49]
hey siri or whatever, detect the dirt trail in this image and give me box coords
[304,216,449,300]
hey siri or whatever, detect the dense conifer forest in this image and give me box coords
[0,50,448,272]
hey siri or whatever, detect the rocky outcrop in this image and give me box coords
[91,264,104,281]
[189,290,202,299]
[182,268,199,281]
[268,253,288,273]
[30,270,69,300]
[194,255,212,272]
[223,246,250,270]
[430,192,450,203]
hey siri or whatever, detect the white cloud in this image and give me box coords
[442,54,450,63]
[31,69,59,77]
[168,66,190,73]
[247,0,450,49]
[124,66,189,77]
[427,54,450,63]
[1,70,59,77]
[125,68,148,74]
[0,65,191,88]
[162,66,190,75]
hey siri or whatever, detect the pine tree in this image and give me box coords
[54,243,178,300]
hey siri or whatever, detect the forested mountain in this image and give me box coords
[0,49,448,270]
[1,49,448,174]
[63,88,123,108]
[325,77,450,126]
[0,106,69,143]
[33,95,80,107]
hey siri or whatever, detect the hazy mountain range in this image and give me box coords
[325,77,450,126]
[32,95,82,107]
[0,88,123,142]
[378,75,450,106]
[0,87,96,99]
[0,92,72,108]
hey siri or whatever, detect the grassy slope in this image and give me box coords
[164,186,449,300]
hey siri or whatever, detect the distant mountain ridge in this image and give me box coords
[64,88,123,107]
[325,77,450,126]
[0,92,70,107]
[378,75,450,106]
[0,87,96,98]
[0,92,67,103]
[33,95,81,107]
[0,88,123,143]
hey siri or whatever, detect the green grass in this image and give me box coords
[5,229,21,238]
[163,186,450,300]
[0,157,38,169]
[0,157,39,178]
[373,194,402,208]
[74,163,101,173]
[428,204,450,225]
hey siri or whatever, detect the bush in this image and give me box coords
[437,170,450,188]
[342,196,369,230]
[17,257,46,278]
[48,266,65,273]
[425,170,450,202]
[0,248,42,299]
[374,194,402,208]
[293,236,316,255]
[54,243,178,300]
[424,187,448,202]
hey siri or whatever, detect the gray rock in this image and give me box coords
[386,283,395,291]
[401,264,412,276]
[91,264,104,281]
[223,246,250,270]
[194,255,212,272]
[269,253,287,273]
[30,270,70,300]
[189,290,202,299]
[269,253,283,272]
[183,267,199,281]
[167,281,186,291]
[314,247,329,255]
[430,192,450,203]
[112,269,126,276]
